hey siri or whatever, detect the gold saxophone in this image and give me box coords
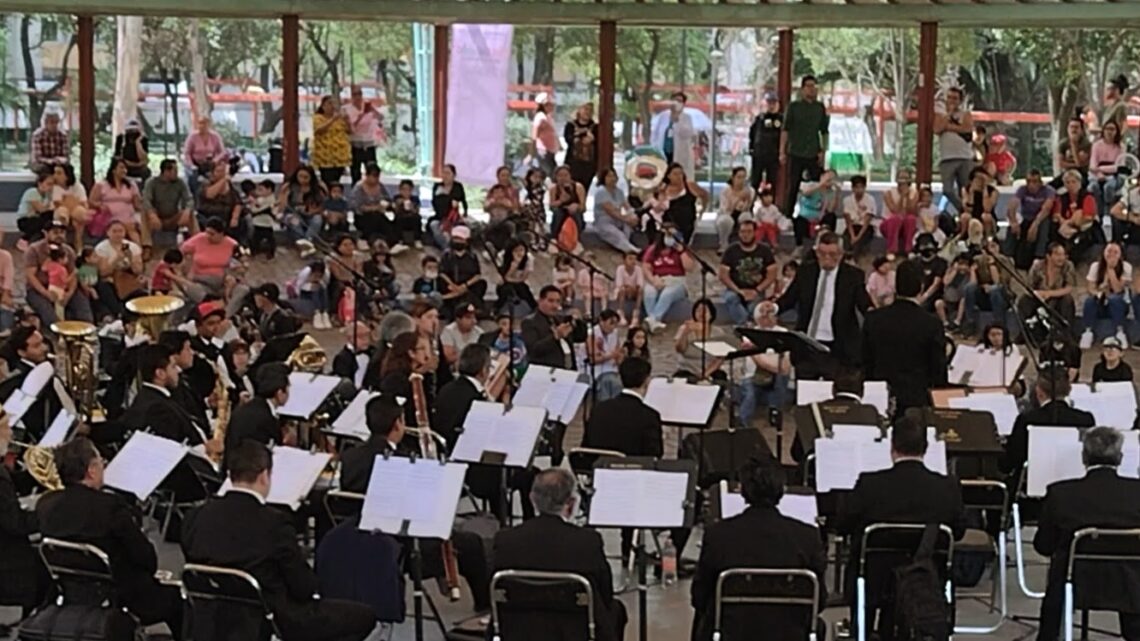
[207,359,230,464]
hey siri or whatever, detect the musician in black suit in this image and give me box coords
[522,286,577,371]
[186,300,234,402]
[0,412,47,619]
[253,283,300,341]
[338,394,492,612]
[493,468,627,641]
[1034,427,1140,641]
[862,259,948,415]
[332,322,374,390]
[224,363,289,472]
[158,330,211,436]
[692,455,827,641]
[1001,367,1096,479]
[37,437,184,639]
[776,231,871,379]
[0,326,59,442]
[376,331,434,427]
[182,440,376,641]
[835,415,966,640]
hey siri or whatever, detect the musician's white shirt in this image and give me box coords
[226,486,267,505]
[142,382,171,398]
[465,376,485,396]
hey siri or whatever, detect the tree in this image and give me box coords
[19,15,75,133]
[112,16,143,137]
[187,18,210,119]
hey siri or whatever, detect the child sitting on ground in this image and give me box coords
[249,179,278,258]
[43,245,69,319]
[753,188,782,247]
[612,250,645,326]
[552,254,576,304]
[412,255,443,306]
[575,251,610,316]
[323,183,350,237]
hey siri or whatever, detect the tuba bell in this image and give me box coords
[286,335,328,373]
[50,320,99,423]
[125,295,185,343]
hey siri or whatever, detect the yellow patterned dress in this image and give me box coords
[311,112,351,172]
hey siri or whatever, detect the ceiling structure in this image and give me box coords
[4,0,1139,27]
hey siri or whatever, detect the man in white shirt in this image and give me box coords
[441,304,485,369]
[841,175,880,253]
[343,84,381,184]
[933,87,975,214]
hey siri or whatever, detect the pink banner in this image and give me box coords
[446,24,514,186]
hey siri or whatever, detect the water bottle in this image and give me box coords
[661,537,678,586]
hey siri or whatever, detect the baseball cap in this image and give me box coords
[764,91,778,102]
[193,300,226,322]
[253,283,280,301]
[451,225,471,241]
[535,92,550,105]
[1103,336,1124,350]
[46,220,68,230]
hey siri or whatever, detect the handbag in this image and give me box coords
[85,207,113,239]
[18,603,142,641]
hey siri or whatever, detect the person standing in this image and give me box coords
[531,92,560,178]
[181,116,228,198]
[564,102,598,190]
[312,95,352,188]
[658,92,697,179]
[343,84,380,184]
[748,92,783,191]
[780,76,829,217]
[934,87,975,215]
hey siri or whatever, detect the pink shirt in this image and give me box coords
[866,270,896,305]
[343,103,379,145]
[92,180,140,224]
[532,112,558,154]
[180,232,237,278]
[613,264,645,297]
[43,261,68,289]
[0,249,14,292]
[183,130,226,168]
[576,266,610,299]
[1090,140,1123,178]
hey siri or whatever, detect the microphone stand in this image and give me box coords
[681,242,719,383]
[303,237,385,362]
[550,243,613,423]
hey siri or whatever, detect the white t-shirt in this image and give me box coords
[591,325,620,377]
[938,108,974,161]
[842,194,880,226]
[441,322,484,355]
[1086,261,1133,286]
[93,238,141,262]
[52,183,88,205]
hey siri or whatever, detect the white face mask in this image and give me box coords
[425,270,439,279]
[663,236,677,248]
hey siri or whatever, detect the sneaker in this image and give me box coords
[1116,327,1130,349]
[414,240,423,249]
[391,242,410,256]
[318,312,331,330]
[1079,329,1094,350]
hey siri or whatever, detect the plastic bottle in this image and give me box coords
[661,537,678,586]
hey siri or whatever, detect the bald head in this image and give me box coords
[346,322,373,352]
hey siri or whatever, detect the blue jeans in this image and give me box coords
[1092,176,1124,218]
[1083,292,1129,331]
[593,371,622,403]
[723,290,759,325]
[298,286,329,317]
[736,374,790,427]
[642,277,688,322]
[285,211,323,241]
[963,283,1009,327]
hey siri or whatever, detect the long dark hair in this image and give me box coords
[1095,242,1125,286]
[104,157,128,188]
[379,331,422,379]
[623,327,650,361]
[500,239,530,277]
[979,322,1012,356]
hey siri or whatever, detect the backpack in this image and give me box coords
[892,523,950,641]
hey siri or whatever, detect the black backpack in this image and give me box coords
[18,603,142,641]
[892,523,950,641]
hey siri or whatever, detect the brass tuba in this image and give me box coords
[50,320,99,423]
[286,335,328,373]
[125,295,185,343]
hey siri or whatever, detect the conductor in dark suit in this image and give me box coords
[1001,367,1096,479]
[522,286,577,371]
[493,468,628,641]
[776,231,871,379]
[862,260,948,415]
[1034,427,1140,641]
[835,415,966,640]
[224,363,289,472]
[692,455,827,641]
[0,412,47,617]
[37,437,184,639]
[182,440,376,641]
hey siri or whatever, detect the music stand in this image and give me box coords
[588,457,696,641]
[451,401,547,525]
[359,453,469,641]
[277,373,341,420]
[643,378,722,496]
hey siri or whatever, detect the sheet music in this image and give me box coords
[514,367,586,423]
[949,347,1024,388]
[358,456,468,539]
[795,380,888,417]
[814,438,893,492]
[643,378,721,426]
[276,373,341,418]
[589,468,690,528]
[329,390,377,440]
[21,362,54,397]
[451,401,546,467]
[1071,382,1138,430]
[949,393,1020,436]
[3,389,36,426]
[103,432,188,500]
[238,446,332,509]
[695,341,737,358]
[38,409,75,447]
[540,380,589,423]
[831,424,882,441]
[863,382,890,418]
[1027,426,1089,497]
[778,493,819,528]
[718,481,747,519]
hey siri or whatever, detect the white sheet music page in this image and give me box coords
[277,373,341,419]
[795,380,832,406]
[3,389,36,426]
[863,382,890,418]
[589,468,689,528]
[38,409,75,447]
[265,447,332,509]
[814,438,893,492]
[21,362,54,397]
[452,401,546,467]
[103,432,188,500]
[778,493,819,528]
[963,349,1024,388]
[948,348,979,386]
[643,378,720,426]
[830,424,881,441]
[330,390,377,440]
[1027,426,1085,497]
[949,393,1020,436]
[359,456,468,539]
[718,481,746,520]
[695,341,737,358]
[1071,382,1138,430]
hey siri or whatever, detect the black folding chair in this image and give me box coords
[1063,527,1140,641]
[322,489,366,527]
[38,537,119,607]
[182,563,284,641]
[856,523,955,641]
[955,479,1010,634]
[490,570,595,641]
[713,568,821,641]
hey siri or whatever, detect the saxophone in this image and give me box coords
[207,360,230,464]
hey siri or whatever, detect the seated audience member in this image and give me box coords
[496,239,537,314]
[719,219,778,325]
[714,167,755,254]
[439,225,485,318]
[593,167,639,254]
[612,250,644,326]
[483,167,520,250]
[1006,169,1056,267]
[114,119,149,182]
[984,133,1017,185]
[842,175,878,253]
[493,468,628,641]
[1001,367,1096,482]
[1089,121,1125,219]
[963,236,1012,332]
[142,159,198,247]
[1079,242,1131,349]
[391,178,423,250]
[349,162,392,247]
[293,260,330,327]
[92,220,145,318]
[1034,427,1140,641]
[38,438,184,639]
[24,220,93,327]
[278,165,327,242]
[323,182,350,237]
[180,217,239,297]
[642,221,694,333]
[1052,170,1098,258]
[0,410,47,618]
[1017,242,1077,337]
[881,169,917,255]
[247,179,277,258]
[865,256,896,309]
[587,310,624,401]
[195,161,244,242]
[428,163,469,248]
[362,241,400,311]
[1093,336,1133,383]
[182,441,377,641]
[835,416,965,639]
[549,165,588,246]
[691,455,827,641]
[89,157,143,245]
[50,163,90,252]
[16,171,55,250]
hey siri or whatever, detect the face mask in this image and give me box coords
[920,248,936,259]
[663,236,677,248]
[451,243,467,252]
[425,270,439,279]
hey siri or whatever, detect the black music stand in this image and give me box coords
[451,402,547,526]
[588,457,697,641]
[926,407,1004,479]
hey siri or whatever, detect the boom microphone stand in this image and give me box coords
[550,243,613,422]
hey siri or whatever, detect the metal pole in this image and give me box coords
[77,15,95,190]
[282,15,300,175]
[709,44,723,193]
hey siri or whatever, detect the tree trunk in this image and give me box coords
[187,18,211,120]
[20,16,43,134]
[637,30,662,145]
[531,28,555,86]
[112,16,143,138]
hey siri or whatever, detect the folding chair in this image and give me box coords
[856,523,955,641]
[713,568,821,641]
[182,563,284,641]
[1063,527,1140,641]
[955,479,1010,634]
[490,570,595,641]
[38,537,120,607]
[322,489,366,527]
[1012,462,1047,599]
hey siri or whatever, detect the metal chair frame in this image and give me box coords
[712,568,820,641]
[855,523,955,641]
[1063,527,1140,641]
[1012,462,1048,599]
[322,489,366,527]
[489,570,595,641]
[567,447,626,520]
[182,563,284,641]
[954,479,1010,634]
[38,537,118,607]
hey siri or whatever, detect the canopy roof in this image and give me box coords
[3,0,1136,27]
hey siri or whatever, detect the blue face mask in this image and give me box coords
[663,236,677,248]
